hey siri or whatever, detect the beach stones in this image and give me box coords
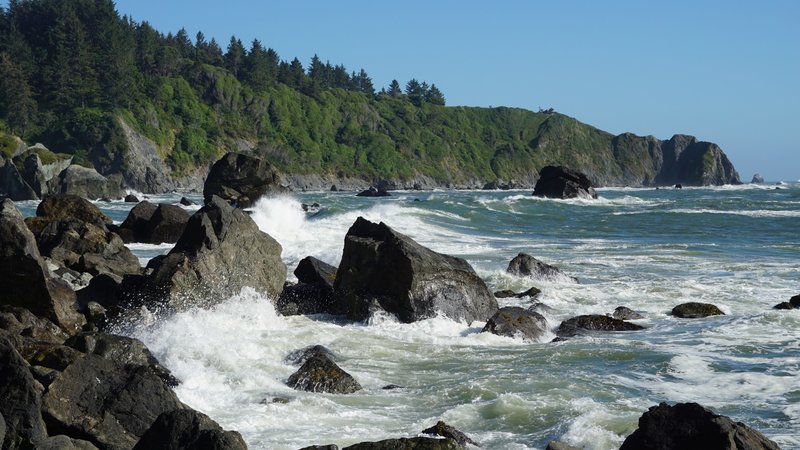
[620,402,780,450]
[671,302,725,318]
[333,217,497,323]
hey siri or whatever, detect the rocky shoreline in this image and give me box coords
[0,154,787,450]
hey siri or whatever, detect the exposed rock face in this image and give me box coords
[21,152,73,197]
[0,334,48,450]
[0,199,85,334]
[41,354,185,450]
[32,435,99,450]
[132,409,247,450]
[482,307,548,342]
[654,135,741,186]
[1,157,38,201]
[421,421,479,448]
[333,217,498,323]
[671,302,725,318]
[50,165,124,200]
[118,120,178,194]
[556,314,645,337]
[620,402,780,450]
[287,354,362,394]
[533,166,598,199]
[116,201,189,244]
[343,438,462,450]
[751,173,764,184]
[507,253,575,281]
[145,196,286,309]
[203,152,284,207]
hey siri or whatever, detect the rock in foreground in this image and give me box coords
[620,402,780,450]
[532,166,598,199]
[671,302,725,318]
[556,314,645,338]
[115,201,189,244]
[343,437,462,450]
[203,152,284,208]
[333,217,498,323]
[133,409,247,450]
[482,307,548,342]
[421,421,479,448]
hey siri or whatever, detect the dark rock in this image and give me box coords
[620,402,780,450]
[382,384,403,390]
[116,202,189,244]
[0,334,48,450]
[144,196,286,310]
[262,397,290,404]
[115,200,158,242]
[421,421,479,447]
[132,409,247,450]
[76,273,122,312]
[295,256,337,288]
[286,354,361,394]
[277,283,336,316]
[493,290,516,298]
[0,306,69,344]
[342,437,462,450]
[1,199,85,334]
[35,194,112,228]
[330,185,339,192]
[356,186,390,197]
[51,165,124,200]
[611,306,644,320]
[671,302,725,318]
[203,152,285,208]
[773,294,800,310]
[516,286,542,298]
[507,253,575,282]
[1,157,38,200]
[125,194,140,203]
[533,166,598,199]
[527,302,554,314]
[26,344,83,371]
[33,435,99,450]
[556,314,645,337]
[179,196,194,206]
[545,442,579,450]
[33,218,141,277]
[482,307,548,342]
[675,183,683,189]
[42,354,185,450]
[300,446,339,450]
[751,174,764,184]
[285,345,335,366]
[333,217,498,323]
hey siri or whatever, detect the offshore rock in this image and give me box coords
[34,194,112,228]
[0,199,85,334]
[421,421,479,447]
[124,193,139,203]
[773,294,800,310]
[116,201,189,244]
[533,166,598,199]
[0,334,48,450]
[50,165,124,200]
[42,354,184,450]
[556,314,645,338]
[115,200,157,241]
[356,186,391,197]
[333,217,498,323]
[620,402,780,450]
[611,306,644,320]
[671,302,725,318]
[133,409,247,450]
[482,306,548,342]
[203,152,285,208]
[343,437,462,450]
[145,195,286,310]
[751,173,764,184]
[278,257,338,316]
[287,353,361,394]
[284,344,336,366]
[507,253,576,281]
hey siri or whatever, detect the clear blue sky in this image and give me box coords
[99,2,800,180]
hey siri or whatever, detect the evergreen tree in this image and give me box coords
[0,52,37,135]
[425,83,446,106]
[224,36,245,78]
[387,79,402,97]
[405,78,424,106]
[243,39,270,91]
[353,68,374,96]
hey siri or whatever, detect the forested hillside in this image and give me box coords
[0,0,740,192]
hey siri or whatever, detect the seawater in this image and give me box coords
[18,185,800,449]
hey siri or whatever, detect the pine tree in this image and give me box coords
[388,79,402,97]
[224,36,245,78]
[425,83,446,106]
[0,52,37,135]
[405,78,424,106]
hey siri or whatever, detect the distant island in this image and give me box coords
[0,0,740,195]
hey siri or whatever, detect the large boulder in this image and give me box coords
[506,253,575,281]
[343,438,462,450]
[773,294,800,310]
[0,199,85,334]
[556,314,645,338]
[671,302,725,318]
[33,194,112,228]
[620,402,780,450]
[133,409,247,450]
[278,257,338,316]
[356,186,390,197]
[295,256,337,287]
[41,354,185,450]
[533,166,598,199]
[34,219,141,277]
[50,165,124,200]
[0,157,38,201]
[145,196,286,309]
[0,334,48,450]
[203,152,284,208]
[421,421,478,448]
[751,173,764,184]
[33,435,99,450]
[116,201,190,244]
[333,217,498,323]
[482,306,548,342]
[287,353,362,394]
[21,151,72,198]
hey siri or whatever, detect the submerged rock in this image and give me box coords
[333,217,498,323]
[482,306,548,342]
[421,421,479,447]
[506,253,575,281]
[132,409,247,450]
[356,186,390,197]
[286,354,361,394]
[620,402,780,450]
[671,302,725,318]
[533,166,597,199]
[556,314,645,337]
[203,152,285,208]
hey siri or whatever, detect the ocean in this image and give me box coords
[18,183,800,449]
